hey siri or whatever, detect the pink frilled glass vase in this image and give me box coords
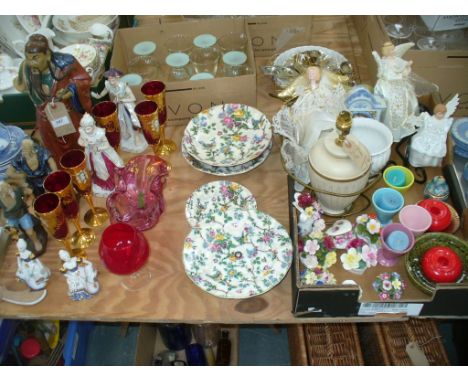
[106,155,169,231]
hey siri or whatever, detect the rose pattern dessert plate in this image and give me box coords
[183,208,293,299]
[182,103,272,167]
[185,181,257,228]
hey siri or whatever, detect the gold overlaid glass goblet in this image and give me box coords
[33,192,85,258]
[60,149,109,228]
[44,170,95,250]
[141,80,177,156]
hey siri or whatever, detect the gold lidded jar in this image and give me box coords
[308,111,371,215]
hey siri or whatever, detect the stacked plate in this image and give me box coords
[182,103,273,176]
[182,180,293,299]
[451,118,468,159]
[0,123,27,178]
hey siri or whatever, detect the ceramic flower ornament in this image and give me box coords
[340,238,379,274]
[372,272,407,301]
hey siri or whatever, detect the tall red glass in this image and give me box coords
[92,101,120,149]
[44,170,96,250]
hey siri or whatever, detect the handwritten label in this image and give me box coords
[50,116,71,129]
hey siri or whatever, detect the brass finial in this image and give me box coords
[335,111,353,146]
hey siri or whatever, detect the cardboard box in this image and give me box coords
[421,15,468,32]
[245,16,313,57]
[287,176,468,319]
[110,18,257,127]
[353,15,468,117]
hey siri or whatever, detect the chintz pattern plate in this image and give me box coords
[183,208,293,299]
[183,103,272,167]
[182,139,272,176]
[185,181,257,228]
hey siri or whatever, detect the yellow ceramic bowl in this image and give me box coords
[383,165,414,194]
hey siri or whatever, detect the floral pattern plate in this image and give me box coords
[183,103,272,167]
[185,181,257,228]
[183,208,293,299]
[182,139,272,176]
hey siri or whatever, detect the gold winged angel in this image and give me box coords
[372,41,438,142]
[408,94,460,168]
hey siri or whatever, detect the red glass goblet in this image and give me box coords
[44,170,95,251]
[99,222,150,290]
[60,149,109,227]
[141,80,177,156]
[33,192,84,257]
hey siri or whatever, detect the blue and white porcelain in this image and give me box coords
[345,85,387,121]
[0,122,27,177]
[451,118,468,150]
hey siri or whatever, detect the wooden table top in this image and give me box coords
[1,16,460,323]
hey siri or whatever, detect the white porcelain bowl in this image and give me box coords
[350,117,393,176]
[52,15,118,44]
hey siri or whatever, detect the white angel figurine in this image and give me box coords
[92,68,148,153]
[78,113,124,197]
[372,41,419,142]
[273,65,346,188]
[59,249,100,301]
[409,94,460,168]
[16,238,50,290]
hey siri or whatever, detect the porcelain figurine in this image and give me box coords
[91,68,148,153]
[409,94,460,168]
[78,113,124,197]
[59,249,99,301]
[13,34,92,163]
[7,138,57,196]
[372,41,419,142]
[345,85,386,121]
[16,238,50,290]
[0,180,46,254]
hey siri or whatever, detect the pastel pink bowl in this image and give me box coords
[398,204,433,236]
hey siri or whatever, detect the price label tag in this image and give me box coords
[44,102,76,137]
[50,116,71,129]
[358,302,423,316]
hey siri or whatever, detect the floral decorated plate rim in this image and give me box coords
[405,232,468,295]
[182,208,293,299]
[182,139,273,176]
[183,103,272,167]
[185,180,257,228]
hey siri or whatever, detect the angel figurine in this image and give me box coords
[78,113,124,197]
[91,68,148,153]
[372,41,419,142]
[273,65,347,188]
[16,238,51,290]
[59,249,99,301]
[408,94,460,168]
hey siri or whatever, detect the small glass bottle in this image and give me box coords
[128,41,159,82]
[215,330,231,366]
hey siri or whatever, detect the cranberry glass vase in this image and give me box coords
[106,155,169,231]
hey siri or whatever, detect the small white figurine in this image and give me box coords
[92,68,148,153]
[409,94,460,168]
[78,113,124,197]
[59,250,99,301]
[16,238,50,290]
[372,41,419,142]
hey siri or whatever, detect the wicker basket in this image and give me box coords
[288,323,364,366]
[358,319,450,366]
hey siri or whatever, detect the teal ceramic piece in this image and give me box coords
[133,41,156,56]
[193,34,217,49]
[424,176,449,201]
